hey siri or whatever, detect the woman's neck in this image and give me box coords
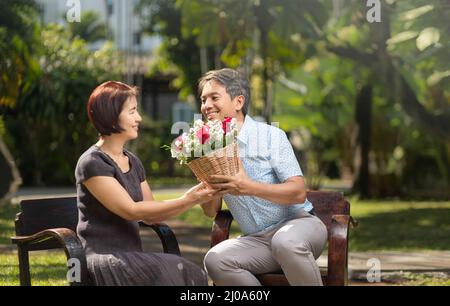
[96,136,126,158]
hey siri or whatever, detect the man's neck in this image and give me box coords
[235,112,246,132]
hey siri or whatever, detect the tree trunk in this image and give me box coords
[0,138,22,205]
[352,84,373,198]
[254,0,272,122]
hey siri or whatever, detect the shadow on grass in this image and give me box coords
[350,208,450,251]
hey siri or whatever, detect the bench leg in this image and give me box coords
[17,246,31,286]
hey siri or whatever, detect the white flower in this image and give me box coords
[168,117,238,164]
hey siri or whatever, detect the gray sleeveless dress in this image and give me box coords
[75,145,207,286]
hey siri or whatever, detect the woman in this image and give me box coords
[75,81,214,286]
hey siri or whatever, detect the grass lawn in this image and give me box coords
[383,272,450,286]
[0,251,67,286]
[347,197,450,251]
[1,192,449,285]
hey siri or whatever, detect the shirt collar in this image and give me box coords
[237,115,255,145]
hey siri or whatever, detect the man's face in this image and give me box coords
[200,80,242,121]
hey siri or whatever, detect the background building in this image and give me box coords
[35,0,192,122]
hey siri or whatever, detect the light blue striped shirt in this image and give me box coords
[223,115,313,235]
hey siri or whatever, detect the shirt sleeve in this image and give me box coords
[269,128,303,182]
[75,153,115,184]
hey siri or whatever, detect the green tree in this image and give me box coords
[137,0,203,106]
[179,0,328,122]
[67,10,107,43]
[278,0,450,197]
[3,24,121,185]
[325,0,450,197]
[0,0,39,107]
[138,0,450,197]
[0,0,39,201]
[327,0,450,140]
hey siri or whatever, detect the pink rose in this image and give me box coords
[196,125,210,144]
[174,135,184,151]
[222,117,233,134]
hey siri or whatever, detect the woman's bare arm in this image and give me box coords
[141,180,154,201]
[83,176,214,223]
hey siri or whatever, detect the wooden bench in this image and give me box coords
[11,196,181,286]
[210,191,357,286]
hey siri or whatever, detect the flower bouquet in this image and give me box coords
[168,117,239,183]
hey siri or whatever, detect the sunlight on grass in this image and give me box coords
[348,198,450,251]
[404,276,450,286]
[0,251,68,286]
[385,272,450,286]
[349,196,450,216]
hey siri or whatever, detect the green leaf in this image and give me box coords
[400,5,434,21]
[335,25,361,46]
[416,27,440,51]
[387,31,418,46]
[427,70,450,86]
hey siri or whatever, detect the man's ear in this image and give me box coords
[234,95,245,112]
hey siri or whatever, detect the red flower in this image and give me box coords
[196,125,210,144]
[222,117,233,134]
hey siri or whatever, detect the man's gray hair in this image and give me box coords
[198,68,251,115]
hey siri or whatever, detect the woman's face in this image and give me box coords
[118,96,142,140]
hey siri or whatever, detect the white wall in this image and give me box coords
[35,0,159,53]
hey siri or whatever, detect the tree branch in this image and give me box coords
[398,71,450,142]
[326,45,377,64]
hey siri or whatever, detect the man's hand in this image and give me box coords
[207,159,307,205]
[209,159,253,196]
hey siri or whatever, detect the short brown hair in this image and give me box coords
[198,68,251,115]
[87,81,138,136]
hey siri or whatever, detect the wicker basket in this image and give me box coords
[187,142,239,183]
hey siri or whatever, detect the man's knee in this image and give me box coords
[204,251,220,273]
[271,234,311,260]
[204,250,237,278]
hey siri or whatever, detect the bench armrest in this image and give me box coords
[11,228,90,285]
[327,214,353,286]
[211,210,233,248]
[139,222,181,256]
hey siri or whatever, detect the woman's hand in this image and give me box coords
[183,182,217,205]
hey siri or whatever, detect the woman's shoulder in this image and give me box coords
[77,145,108,167]
[75,146,116,182]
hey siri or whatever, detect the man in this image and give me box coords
[199,68,328,286]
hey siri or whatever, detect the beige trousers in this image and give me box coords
[204,209,328,286]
